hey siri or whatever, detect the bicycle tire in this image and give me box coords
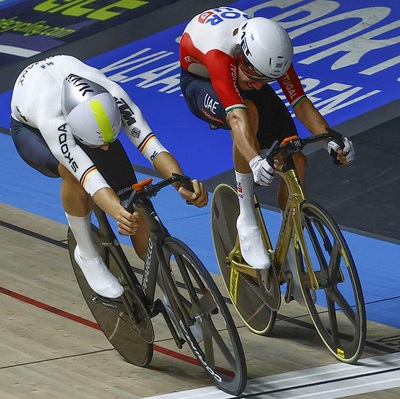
[211,183,277,335]
[294,201,366,363]
[68,226,154,367]
[161,237,247,396]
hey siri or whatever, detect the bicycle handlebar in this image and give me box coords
[121,173,194,213]
[261,130,345,165]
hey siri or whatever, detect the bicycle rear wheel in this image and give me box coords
[161,237,247,396]
[68,226,154,367]
[211,183,276,335]
[295,201,366,363]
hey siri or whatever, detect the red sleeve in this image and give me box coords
[206,50,245,112]
[180,32,245,113]
[277,64,306,107]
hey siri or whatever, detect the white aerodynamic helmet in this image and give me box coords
[234,17,293,82]
[61,74,121,147]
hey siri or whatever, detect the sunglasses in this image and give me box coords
[237,54,275,84]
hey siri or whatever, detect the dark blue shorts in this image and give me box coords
[10,118,137,200]
[180,68,297,150]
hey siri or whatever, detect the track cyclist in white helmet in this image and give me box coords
[10,55,208,299]
[180,7,354,304]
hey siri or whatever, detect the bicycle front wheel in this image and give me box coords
[295,201,366,363]
[161,237,247,396]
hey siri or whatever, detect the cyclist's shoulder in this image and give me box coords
[183,7,248,52]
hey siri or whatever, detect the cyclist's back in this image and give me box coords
[12,55,116,129]
[180,7,305,114]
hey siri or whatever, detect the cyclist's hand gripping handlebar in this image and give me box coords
[120,173,194,213]
[250,142,278,186]
[172,173,196,205]
[325,128,354,165]
[171,173,194,193]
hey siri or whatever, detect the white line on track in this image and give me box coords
[142,353,400,398]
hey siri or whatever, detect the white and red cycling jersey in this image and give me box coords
[180,7,306,113]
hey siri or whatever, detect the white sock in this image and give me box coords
[65,212,98,259]
[235,172,258,225]
[235,172,270,269]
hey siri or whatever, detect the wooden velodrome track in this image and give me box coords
[1,202,400,398]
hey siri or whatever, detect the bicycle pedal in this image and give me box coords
[92,294,120,309]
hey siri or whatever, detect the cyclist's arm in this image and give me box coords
[292,96,329,135]
[153,151,208,208]
[41,119,139,235]
[92,187,139,236]
[226,107,260,167]
[292,93,352,164]
[206,54,260,169]
[110,85,170,164]
[278,64,329,135]
[39,118,110,196]
[109,85,207,206]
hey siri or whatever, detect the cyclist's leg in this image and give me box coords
[235,107,267,265]
[60,141,129,297]
[11,118,122,297]
[59,164,124,298]
[244,87,313,303]
[181,72,270,269]
[10,118,60,178]
[230,100,270,270]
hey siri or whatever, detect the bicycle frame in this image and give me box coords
[227,136,325,289]
[262,160,320,291]
[127,190,198,345]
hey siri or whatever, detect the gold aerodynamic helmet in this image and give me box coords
[234,17,293,82]
[61,74,121,147]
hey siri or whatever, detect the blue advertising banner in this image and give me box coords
[86,0,400,181]
[0,0,181,66]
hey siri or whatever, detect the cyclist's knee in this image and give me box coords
[59,164,88,197]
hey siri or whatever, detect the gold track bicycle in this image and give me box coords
[211,133,366,364]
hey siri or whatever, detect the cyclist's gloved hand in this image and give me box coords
[325,132,355,165]
[249,155,274,186]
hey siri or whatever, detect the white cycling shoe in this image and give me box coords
[237,215,271,270]
[74,247,124,298]
[283,245,316,306]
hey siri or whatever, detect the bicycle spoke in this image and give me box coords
[298,202,366,363]
[161,237,246,395]
[326,294,340,345]
[174,253,201,300]
[303,217,329,271]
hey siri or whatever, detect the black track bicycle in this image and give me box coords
[68,173,247,395]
